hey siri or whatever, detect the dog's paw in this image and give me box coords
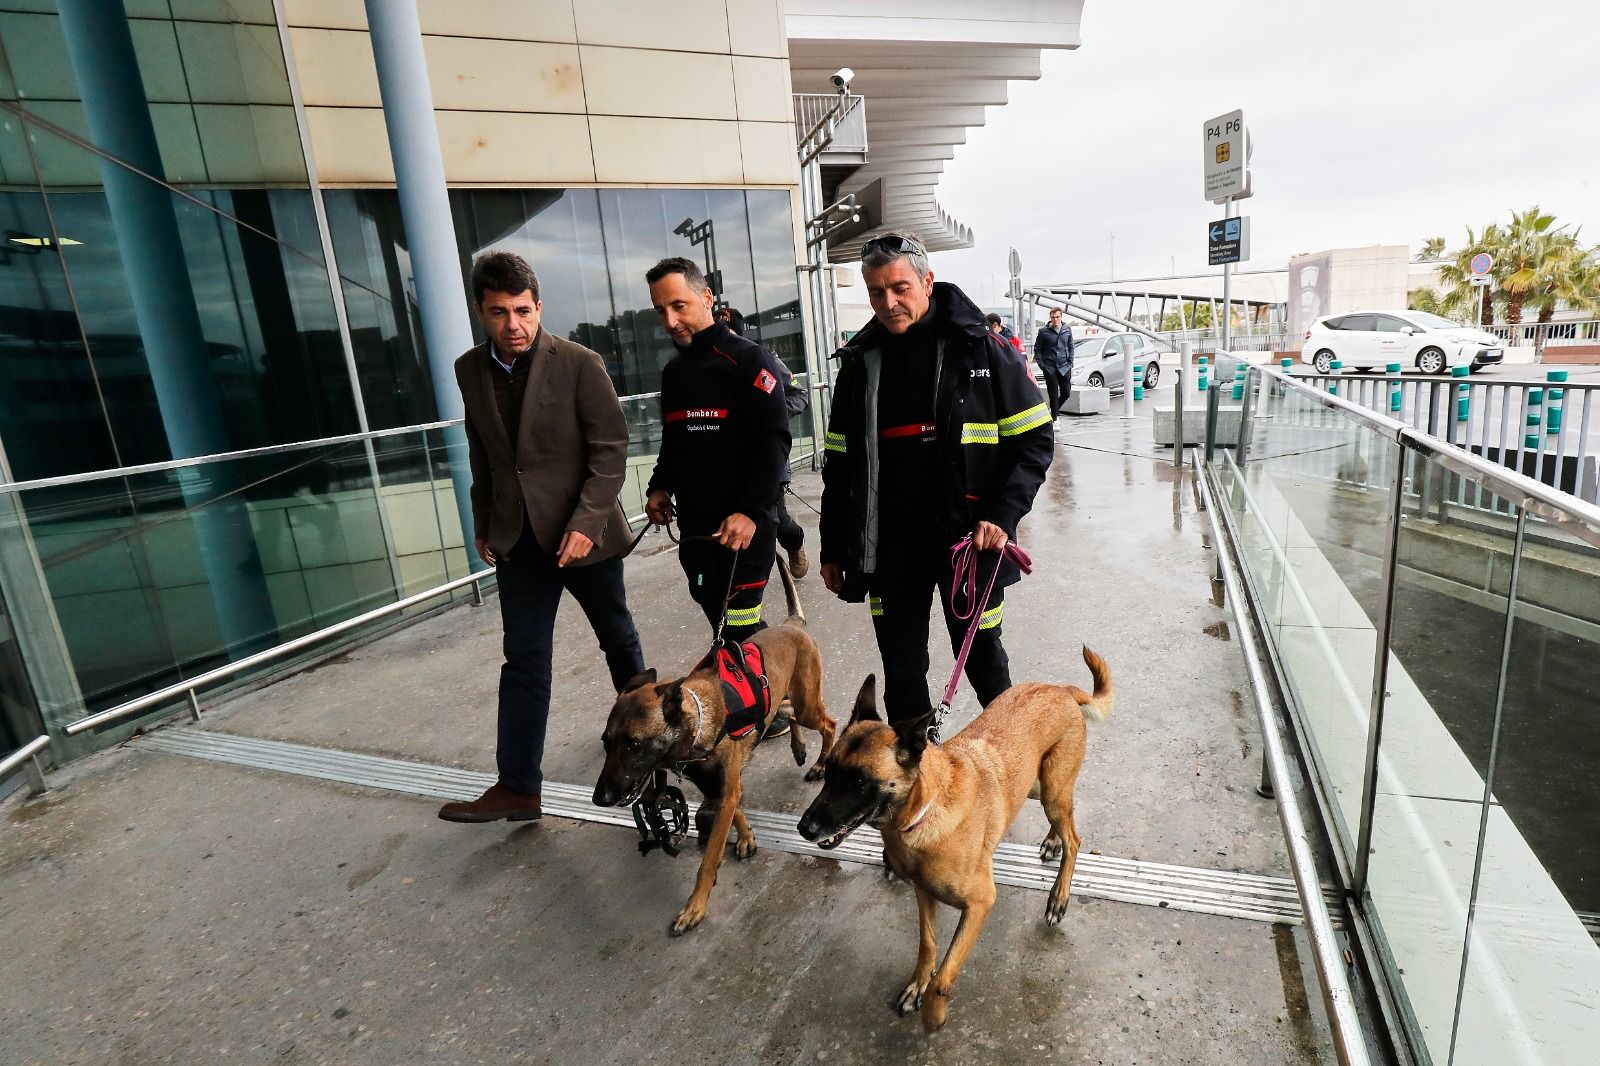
[920,985,950,1033]
[894,980,926,1016]
[1039,834,1064,864]
[669,903,707,937]
[804,762,825,782]
[790,743,807,768]
[733,834,758,861]
[1045,891,1071,926]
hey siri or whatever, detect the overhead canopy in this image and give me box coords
[785,1,1085,260]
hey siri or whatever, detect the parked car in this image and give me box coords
[1300,311,1504,375]
[1070,332,1164,392]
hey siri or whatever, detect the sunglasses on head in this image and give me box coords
[863,234,927,259]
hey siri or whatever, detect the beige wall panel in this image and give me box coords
[571,0,729,54]
[436,111,595,183]
[422,37,585,114]
[737,120,801,185]
[579,46,735,120]
[289,27,380,107]
[415,0,576,42]
[283,0,366,31]
[305,106,394,184]
[589,116,742,185]
[286,0,574,40]
[732,56,792,123]
[728,0,787,58]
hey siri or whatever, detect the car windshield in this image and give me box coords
[1075,337,1108,358]
[1405,312,1464,330]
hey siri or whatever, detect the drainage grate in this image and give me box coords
[136,728,1331,927]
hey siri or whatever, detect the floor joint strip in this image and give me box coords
[135,727,1323,927]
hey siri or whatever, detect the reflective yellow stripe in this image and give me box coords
[960,422,998,445]
[825,431,847,453]
[869,595,884,617]
[998,402,1051,436]
[725,605,762,625]
[979,603,1004,630]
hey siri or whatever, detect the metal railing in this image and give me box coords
[792,92,867,153]
[1486,317,1600,349]
[63,568,495,737]
[1210,364,1600,1063]
[1300,371,1600,508]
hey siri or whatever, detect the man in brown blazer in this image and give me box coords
[438,251,645,823]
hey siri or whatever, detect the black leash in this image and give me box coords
[783,482,822,517]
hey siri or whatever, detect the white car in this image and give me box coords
[1301,311,1504,375]
[1069,332,1164,392]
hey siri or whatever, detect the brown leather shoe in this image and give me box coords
[437,783,542,823]
[787,547,809,580]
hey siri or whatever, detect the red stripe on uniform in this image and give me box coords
[733,580,768,591]
[880,422,936,439]
[665,408,728,422]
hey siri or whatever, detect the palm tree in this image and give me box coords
[1415,236,1446,262]
[1497,206,1562,336]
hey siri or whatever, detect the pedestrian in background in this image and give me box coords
[1034,306,1075,417]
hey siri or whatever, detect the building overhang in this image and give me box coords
[786,1,1085,261]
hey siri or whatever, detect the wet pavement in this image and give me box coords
[1,401,1337,1065]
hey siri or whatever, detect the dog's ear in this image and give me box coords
[621,668,657,694]
[893,711,934,767]
[848,674,881,726]
[657,680,687,726]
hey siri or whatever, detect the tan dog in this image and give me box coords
[593,558,836,935]
[797,647,1112,1032]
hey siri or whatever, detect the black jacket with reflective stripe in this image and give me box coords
[819,282,1053,597]
[646,321,792,529]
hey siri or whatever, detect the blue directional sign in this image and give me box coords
[1207,215,1251,266]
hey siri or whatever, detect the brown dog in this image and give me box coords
[797,647,1112,1032]
[593,558,836,936]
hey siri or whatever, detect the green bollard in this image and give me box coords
[1133,363,1144,401]
[1452,365,1470,422]
[1330,359,1343,395]
[1547,368,1567,437]
[1388,362,1402,412]
[1197,354,1209,392]
[1232,361,1246,400]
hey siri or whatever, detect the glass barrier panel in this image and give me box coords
[1362,440,1519,1063]
[1227,373,1399,858]
[1451,511,1600,1064]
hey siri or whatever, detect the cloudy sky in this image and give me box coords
[927,0,1600,306]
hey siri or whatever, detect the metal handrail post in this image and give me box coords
[0,734,51,796]
[1352,437,1408,895]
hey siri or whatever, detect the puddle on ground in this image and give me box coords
[1202,620,1232,641]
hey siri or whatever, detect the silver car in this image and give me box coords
[1069,332,1164,392]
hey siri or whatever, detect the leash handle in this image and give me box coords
[939,535,1032,715]
[711,544,743,646]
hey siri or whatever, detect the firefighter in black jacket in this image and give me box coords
[820,232,1053,726]
[644,258,792,646]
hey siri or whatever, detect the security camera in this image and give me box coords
[831,68,854,90]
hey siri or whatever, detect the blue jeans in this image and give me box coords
[496,519,644,793]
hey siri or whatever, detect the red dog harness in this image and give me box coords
[695,641,772,739]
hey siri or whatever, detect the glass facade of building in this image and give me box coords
[0,2,805,765]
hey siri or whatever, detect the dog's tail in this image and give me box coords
[777,554,805,627]
[1065,645,1113,724]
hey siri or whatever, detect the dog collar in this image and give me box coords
[898,800,934,835]
[684,686,707,751]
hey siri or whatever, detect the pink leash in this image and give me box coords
[934,535,1032,740]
